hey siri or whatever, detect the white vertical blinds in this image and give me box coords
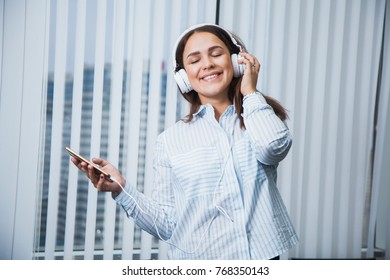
[63,0,87,260]
[120,0,135,261]
[1,0,387,260]
[45,0,68,260]
[84,0,107,260]
[103,0,127,260]
[141,0,164,260]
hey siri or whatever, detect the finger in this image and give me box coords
[71,157,79,165]
[251,60,260,72]
[246,57,260,73]
[92,157,109,167]
[79,161,90,174]
[96,174,106,192]
[247,58,258,71]
[239,52,259,70]
[71,157,82,169]
[87,165,100,184]
[239,52,254,63]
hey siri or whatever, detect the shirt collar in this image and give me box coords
[192,104,236,119]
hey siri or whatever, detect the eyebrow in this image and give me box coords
[186,45,225,60]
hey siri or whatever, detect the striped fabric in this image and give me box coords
[115,92,298,259]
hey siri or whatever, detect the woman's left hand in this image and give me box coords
[238,52,261,95]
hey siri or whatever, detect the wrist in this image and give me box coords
[242,91,259,101]
[111,185,124,199]
[242,90,257,97]
[110,176,125,198]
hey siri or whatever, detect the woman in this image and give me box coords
[72,23,298,259]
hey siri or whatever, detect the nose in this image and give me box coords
[202,55,214,70]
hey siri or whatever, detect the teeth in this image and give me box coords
[203,74,218,80]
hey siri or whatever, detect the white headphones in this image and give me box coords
[172,23,245,94]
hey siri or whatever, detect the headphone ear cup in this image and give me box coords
[174,69,193,93]
[231,53,245,77]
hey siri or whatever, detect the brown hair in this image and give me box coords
[174,25,288,128]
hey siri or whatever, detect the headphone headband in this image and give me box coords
[171,23,242,72]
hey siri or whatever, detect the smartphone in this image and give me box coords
[65,147,111,179]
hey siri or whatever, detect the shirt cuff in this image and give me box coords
[114,180,136,207]
[242,92,268,116]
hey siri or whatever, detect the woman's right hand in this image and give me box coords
[71,157,125,197]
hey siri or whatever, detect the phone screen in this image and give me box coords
[65,147,111,179]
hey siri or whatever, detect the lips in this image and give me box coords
[201,72,222,81]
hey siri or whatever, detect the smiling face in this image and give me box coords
[182,32,234,105]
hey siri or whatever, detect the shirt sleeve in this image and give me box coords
[114,133,177,241]
[242,92,292,165]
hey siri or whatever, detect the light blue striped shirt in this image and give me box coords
[115,93,298,259]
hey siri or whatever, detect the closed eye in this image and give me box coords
[185,45,226,64]
[189,58,200,64]
[188,52,223,64]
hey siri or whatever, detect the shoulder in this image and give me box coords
[157,119,189,141]
[156,118,205,156]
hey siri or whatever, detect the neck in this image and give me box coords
[198,90,231,121]
[201,98,230,122]
[214,102,230,121]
